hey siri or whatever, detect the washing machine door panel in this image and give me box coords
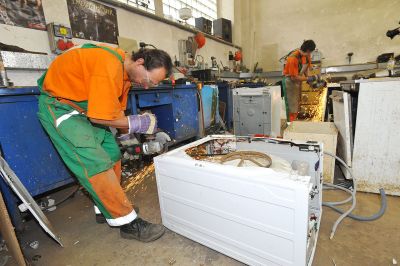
[238,96,264,135]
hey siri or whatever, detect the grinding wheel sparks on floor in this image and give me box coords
[123,164,155,193]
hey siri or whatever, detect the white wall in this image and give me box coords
[217,0,234,23]
[239,0,400,71]
[233,0,256,70]
[0,0,238,67]
[116,7,235,66]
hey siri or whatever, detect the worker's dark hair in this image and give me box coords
[300,40,316,53]
[132,48,173,76]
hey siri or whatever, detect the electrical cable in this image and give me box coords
[139,42,157,49]
[322,152,387,239]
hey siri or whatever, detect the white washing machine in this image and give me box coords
[232,86,281,137]
[154,135,322,266]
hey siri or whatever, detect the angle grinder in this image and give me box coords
[308,74,328,90]
[123,131,172,156]
[309,79,327,90]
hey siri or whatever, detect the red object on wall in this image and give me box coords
[57,39,67,51]
[66,41,74,49]
[234,50,242,61]
[194,32,206,49]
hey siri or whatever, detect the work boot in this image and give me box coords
[96,206,140,224]
[120,217,165,242]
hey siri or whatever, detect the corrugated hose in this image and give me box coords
[322,152,387,239]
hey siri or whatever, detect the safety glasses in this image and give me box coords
[143,70,158,88]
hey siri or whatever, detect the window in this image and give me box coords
[117,0,156,14]
[162,0,217,27]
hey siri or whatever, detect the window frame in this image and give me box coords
[162,0,217,27]
[117,0,156,14]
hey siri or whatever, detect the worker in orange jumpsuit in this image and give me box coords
[283,40,319,121]
[37,44,172,242]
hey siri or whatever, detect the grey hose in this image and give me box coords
[322,152,386,239]
[323,188,386,221]
[323,183,353,206]
[323,151,357,239]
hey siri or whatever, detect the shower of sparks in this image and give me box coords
[299,87,328,121]
[123,164,155,193]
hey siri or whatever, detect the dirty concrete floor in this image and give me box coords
[6,173,400,266]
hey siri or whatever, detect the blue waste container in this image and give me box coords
[0,87,74,229]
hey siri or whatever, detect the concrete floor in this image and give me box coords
[4,171,400,266]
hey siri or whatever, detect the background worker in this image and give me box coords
[283,39,320,121]
[37,44,172,242]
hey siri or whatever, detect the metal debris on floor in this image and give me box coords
[29,241,39,249]
[168,258,176,265]
[32,254,41,261]
[0,241,7,252]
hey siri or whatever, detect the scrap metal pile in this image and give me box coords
[185,138,293,173]
[185,138,237,163]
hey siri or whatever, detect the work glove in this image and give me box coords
[117,133,139,163]
[154,131,172,152]
[128,113,157,135]
[307,74,320,83]
[155,131,171,146]
[117,133,138,147]
[312,79,327,89]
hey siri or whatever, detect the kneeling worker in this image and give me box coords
[37,44,172,242]
[283,39,320,121]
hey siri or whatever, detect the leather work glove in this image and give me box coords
[128,113,157,135]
